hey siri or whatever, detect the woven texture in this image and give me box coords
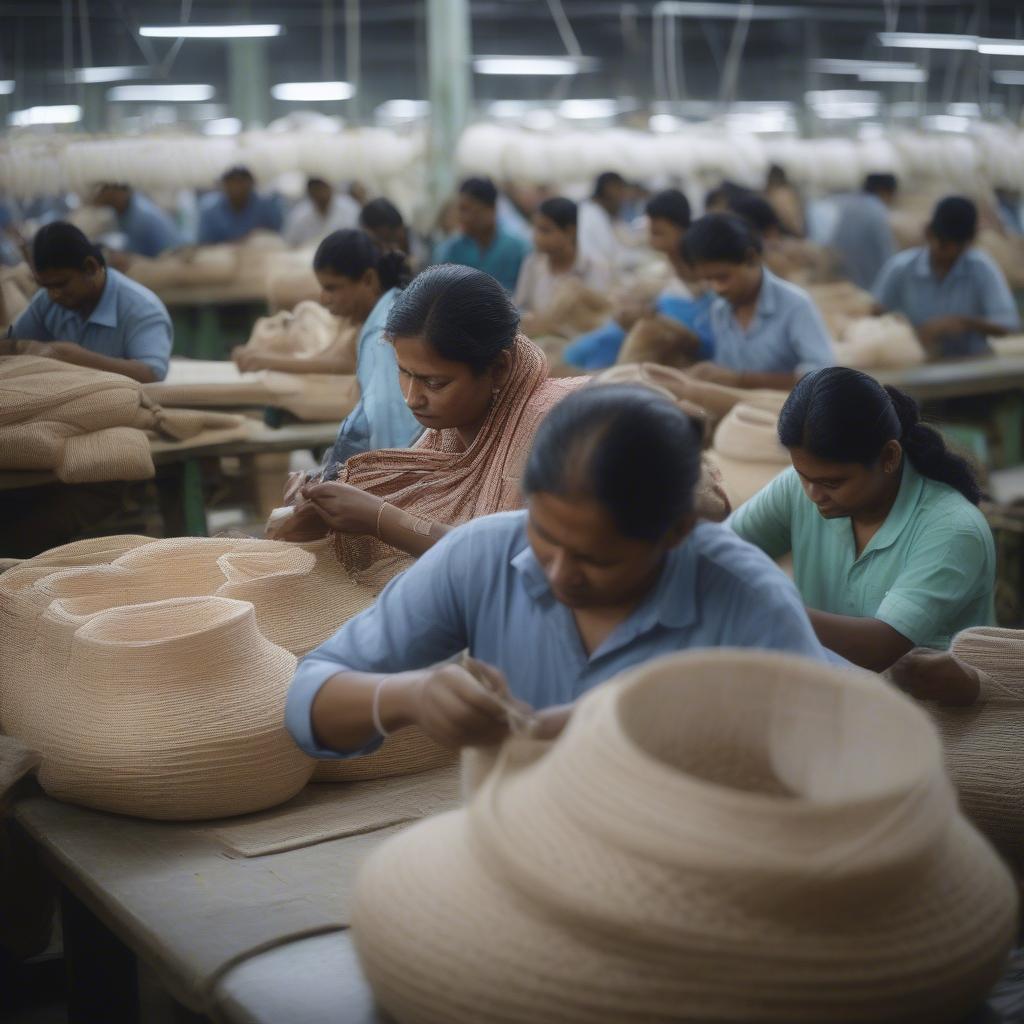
[237,301,357,373]
[835,315,925,370]
[932,627,1024,865]
[353,650,1017,1024]
[16,597,314,820]
[707,403,789,507]
[0,263,36,328]
[203,763,460,857]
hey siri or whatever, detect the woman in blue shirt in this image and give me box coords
[285,385,828,758]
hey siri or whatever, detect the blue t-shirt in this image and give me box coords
[828,192,895,291]
[197,191,284,245]
[433,230,531,292]
[118,192,183,258]
[10,267,172,379]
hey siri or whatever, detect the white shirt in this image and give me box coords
[283,194,361,248]
[577,200,624,269]
[513,251,612,314]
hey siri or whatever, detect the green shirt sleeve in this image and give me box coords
[726,467,796,560]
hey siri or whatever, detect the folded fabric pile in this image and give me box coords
[234,300,357,373]
[353,650,1017,1024]
[705,402,790,508]
[0,263,36,329]
[0,355,249,482]
[834,313,926,370]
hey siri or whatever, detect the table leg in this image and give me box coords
[61,886,139,1024]
[156,461,209,538]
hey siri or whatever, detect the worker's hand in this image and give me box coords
[300,480,384,535]
[264,500,329,542]
[919,315,971,345]
[687,361,741,386]
[20,340,78,363]
[887,648,982,707]
[408,659,514,748]
[283,470,314,506]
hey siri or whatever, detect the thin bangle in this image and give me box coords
[371,677,391,738]
[375,500,388,539]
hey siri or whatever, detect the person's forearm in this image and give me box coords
[53,343,158,383]
[310,669,422,752]
[967,318,1014,338]
[376,502,451,558]
[807,608,913,672]
[737,370,798,390]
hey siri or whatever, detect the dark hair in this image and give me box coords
[459,177,498,208]
[728,194,782,235]
[863,172,898,196]
[221,165,254,183]
[593,171,626,198]
[778,367,981,504]
[313,229,411,291]
[929,195,977,244]
[682,213,762,265]
[537,197,577,230]
[384,264,519,374]
[32,221,105,273]
[522,385,702,540]
[704,181,753,210]
[359,197,404,231]
[645,189,691,229]
[306,177,330,190]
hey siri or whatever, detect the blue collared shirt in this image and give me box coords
[285,510,831,759]
[828,192,895,291]
[709,267,834,377]
[321,288,421,478]
[117,192,183,258]
[433,230,531,292]
[872,246,1020,358]
[10,268,172,379]
[196,191,284,245]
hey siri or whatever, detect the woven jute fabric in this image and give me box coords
[707,403,790,508]
[15,597,314,820]
[0,263,36,328]
[836,315,925,370]
[931,627,1024,866]
[238,301,357,374]
[353,650,1017,1024]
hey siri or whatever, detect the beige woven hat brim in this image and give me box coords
[704,450,787,509]
[353,651,1016,1024]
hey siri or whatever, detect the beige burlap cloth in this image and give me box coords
[0,355,249,482]
[234,300,357,374]
[201,763,460,858]
[353,650,1017,1024]
[0,263,37,329]
[807,281,876,339]
[835,314,926,370]
[705,402,790,508]
[931,627,1024,867]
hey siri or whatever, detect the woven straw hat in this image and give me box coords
[931,627,1024,867]
[19,597,313,820]
[353,650,1016,1023]
[706,403,789,508]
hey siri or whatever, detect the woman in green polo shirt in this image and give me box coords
[728,366,994,671]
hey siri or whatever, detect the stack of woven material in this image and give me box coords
[807,281,876,339]
[233,300,357,374]
[353,650,1017,1023]
[705,403,790,509]
[0,355,249,482]
[834,314,925,370]
[0,263,36,330]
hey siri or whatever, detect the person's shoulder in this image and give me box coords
[963,247,1006,279]
[197,191,223,213]
[109,269,170,319]
[690,522,796,600]
[914,478,990,536]
[768,270,818,313]
[438,510,528,559]
[881,247,919,274]
[434,234,464,261]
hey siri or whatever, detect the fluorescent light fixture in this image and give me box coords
[977,38,1024,56]
[948,102,981,117]
[473,56,596,76]
[0,80,13,95]
[649,113,684,133]
[878,32,977,50]
[722,106,796,133]
[108,84,214,102]
[523,108,559,130]
[994,70,1024,86]
[857,67,927,83]
[375,99,430,120]
[811,58,918,75]
[488,100,534,118]
[924,114,971,133]
[557,98,619,119]
[202,117,242,135]
[140,24,281,38]
[69,65,147,84]
[271,81,354,102]
[806,89,880,120]
[654,3,806,19]
[8,104,82,126]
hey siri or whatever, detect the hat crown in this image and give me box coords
[713,403,787,464]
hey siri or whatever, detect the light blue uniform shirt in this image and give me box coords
[196,191,284,245]
[285,511,831,759]
[828,193,895,291]
[117,192,183,258]
[728,463,995,650]
[321,288,421,479]
[433,230,531,293]
[872,246,1020,358]
[10,268,172,380]
[709,267,834,377]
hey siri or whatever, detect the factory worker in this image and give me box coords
[681,213,834,390]
[729,367,994,672]
[197,166,284,245]
[93,183,183,258]
[283,178,361,248]
[827,173,898,291]
[3,221,172,383]
[285,384,830,756]
[872,195,1019,358]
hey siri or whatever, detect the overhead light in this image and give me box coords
[857,67,927,83]
[994,70,1024,86]
[473,56,596,76]
[108,84,215,102]
[271,81,354,101]
[0,81,13,95]
[948,102,981,117]
[523,109,559,130]
[69,66,147,84]
[722,105,797,133]
[977,38,1024,57]
[140,24,282,38]
[649,113,684,133]
[375,99,430,120]
[557,98,619,119]
[878,32,977,50]
[811,58,919,75]
[806,89,880,119]
[923,114,971,133]
[202,117,242,135]
[653,3,806,19]
[488,100,534,118]
[8,104,82,126]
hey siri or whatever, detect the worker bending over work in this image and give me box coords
[285,384,829,756]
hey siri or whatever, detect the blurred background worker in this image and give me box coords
[197,166,284,245]
[283,177,361,248]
